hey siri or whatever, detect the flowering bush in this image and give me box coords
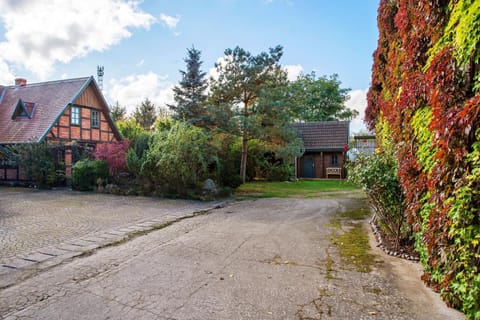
[94,141,129,175]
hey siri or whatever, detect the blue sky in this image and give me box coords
[0,0,380,133]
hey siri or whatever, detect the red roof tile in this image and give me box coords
[0,77,119,144]
[292,121,349,151]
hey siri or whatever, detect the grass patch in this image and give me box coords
[333,223,376,273]
[325,246,341,280]
[235,180,359,199]
[339,207,371,220]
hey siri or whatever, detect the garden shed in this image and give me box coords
[293,121,349,179]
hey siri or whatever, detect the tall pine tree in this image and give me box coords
[209,45,297,183]
[109,101,127,122]
[169,46,208,125]
[132,98,157,131]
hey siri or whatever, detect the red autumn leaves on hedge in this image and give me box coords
[367,0,480,315]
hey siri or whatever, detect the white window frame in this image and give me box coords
[71,106,80,125]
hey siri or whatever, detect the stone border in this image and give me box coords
[370,219,420,262]
[0,202,226,290]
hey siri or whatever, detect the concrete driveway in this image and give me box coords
[0,187,217,287]
[0,190,464,319]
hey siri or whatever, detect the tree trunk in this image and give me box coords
[240,100,249,183]
[240,130,248,183]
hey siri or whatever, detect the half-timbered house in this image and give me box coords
[0,77,121,184]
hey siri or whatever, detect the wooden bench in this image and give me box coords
[326,167,342,179]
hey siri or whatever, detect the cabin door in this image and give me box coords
[301,155,316,178]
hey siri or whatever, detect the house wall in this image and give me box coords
[353,136,376,154]
[315,154,324,178]
[0,163,27,185]
[297,151,345,179]
[45,84,118,179]
[47,85,117,144]
[0,81,120,185]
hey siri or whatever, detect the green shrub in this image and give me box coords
[145,123,218,197]
[213,137,296,185]
[6,141,57,188]
[72,159,109,191]
[222,173,243,189]
[213,134,242,188]
[126,148,142,176]
[266,163,294,181]
[346,152,409,249]
[130,132,151,158]
[116,119,145,140]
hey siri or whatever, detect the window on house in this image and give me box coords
[91,110,100,128]
[331,154,338,166]
[12,99,35,119]
[71,106,80,125]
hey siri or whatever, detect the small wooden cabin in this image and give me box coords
[0,77,121,184]
[293,121,349,179]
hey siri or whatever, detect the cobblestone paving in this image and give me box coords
[0,187,214,263]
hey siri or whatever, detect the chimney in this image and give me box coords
[15,78,27,86]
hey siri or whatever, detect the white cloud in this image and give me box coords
[0,0,156,79]
[0,60,15,85]
[284,64,303,81]
[108,72,174,115]
[208,58,222,82]
[208,55,234,82]
[345,89,370,134]
[159,13,180,30]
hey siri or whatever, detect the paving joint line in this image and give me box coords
[0,200,227,291]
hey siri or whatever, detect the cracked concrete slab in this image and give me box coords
[0,196,465,319]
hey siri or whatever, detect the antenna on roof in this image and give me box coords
[97,65,104,92]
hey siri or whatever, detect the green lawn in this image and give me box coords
[235,180,359,198]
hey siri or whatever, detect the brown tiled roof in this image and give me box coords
[292,121,349,151]
[0,77,119,144]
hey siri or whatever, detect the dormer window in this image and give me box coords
[12,99,35,119]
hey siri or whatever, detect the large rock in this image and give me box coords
[202,179,217,194]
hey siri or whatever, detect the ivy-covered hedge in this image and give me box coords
[368,1,480,318]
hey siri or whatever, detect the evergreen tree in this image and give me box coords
[109,101,127,122]
[209,45,300,183]
[168,46,208,125]
[132,98,157,131]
